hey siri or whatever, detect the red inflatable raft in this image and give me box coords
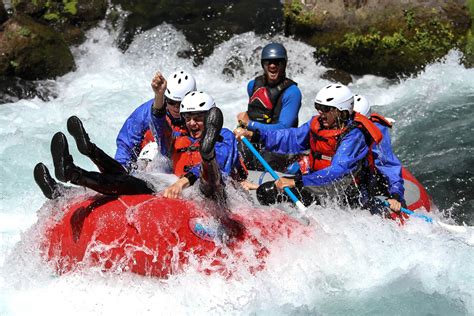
[42,194,308,278]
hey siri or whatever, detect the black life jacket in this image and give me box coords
[247,75,297,126]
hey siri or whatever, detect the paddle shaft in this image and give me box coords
[241,137,307,211]
[382,200,433,222]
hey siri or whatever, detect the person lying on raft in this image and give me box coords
[34,92,245,238]
[115,70,197,171]
[234,83,402,215]
[353,94,406,213]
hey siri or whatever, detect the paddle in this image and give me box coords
[241,136,307,212]
[381,200,467,234]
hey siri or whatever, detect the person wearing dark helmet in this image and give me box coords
[236,43,302,171]
[234,84,407,215]
[34,91,245,239]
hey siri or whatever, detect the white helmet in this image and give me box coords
[314,84,354,113]
[353,94,371,116]
[137,142,158,161]
[164,71,197,101]
[180,91,216,114]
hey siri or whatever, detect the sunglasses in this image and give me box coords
[262,59,286,67]
[314,103,333,113]
[182,112,206,122]
[165,97,180,107]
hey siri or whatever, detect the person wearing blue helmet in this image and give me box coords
[236,42,302,171]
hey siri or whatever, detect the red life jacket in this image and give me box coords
[139,117,187,151]
[171,135,201,177]
[369,113,392,128]
[308,113,383,171]
[247,75,297,126]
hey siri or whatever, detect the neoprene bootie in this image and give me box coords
[200,107,223,161]
[34,162,61,199]
[67,116,94,156]
[51,132,78,183]
[67,116,126,175]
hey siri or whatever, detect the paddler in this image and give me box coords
[234,83,403,214]
[236,43,302,172]
[115,70,197,171]
[353,94,406,214]
[34,92,246,239]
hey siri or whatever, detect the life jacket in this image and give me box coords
[369,113,392,128]
[247,75,297,126]
[139,117,187,151]
[171,135,201,177]
[308,112,383,172]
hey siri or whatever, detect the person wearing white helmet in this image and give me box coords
[234,83,406,214]
[114,70,197,171]
[354,95,406,214]
[236,42,302,172]
[33,93,245,239]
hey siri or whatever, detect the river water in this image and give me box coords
[0,24,473,315]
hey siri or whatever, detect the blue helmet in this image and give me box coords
[261,43,287,61]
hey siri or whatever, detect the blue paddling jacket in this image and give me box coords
[115,98,184,171]
[254,117,371,187]
[371,115,405,202]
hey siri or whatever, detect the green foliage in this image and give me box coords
[404,9,415,29]
[284,0,315,27]
[43,12,60,21]
[63,0,78,15]
[10,60,19,68]
[17,27,32,37]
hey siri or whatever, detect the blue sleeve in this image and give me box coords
[186,128,240,179]
[302,129,369,187]
[247,80,254,97]
[247,85,302,131]
[372,123,405,199]
[259,119,312,154]
[149,110,173,158]
[115,99,154,168]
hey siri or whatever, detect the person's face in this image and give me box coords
[165,97,181,118]
[315,103,341,129]
[262,59,286,85]
[183,112,206,138]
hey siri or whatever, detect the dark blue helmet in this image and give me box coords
[261,43,287,61]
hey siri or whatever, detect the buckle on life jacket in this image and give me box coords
[177,145,199,153]
[312,152,332,161]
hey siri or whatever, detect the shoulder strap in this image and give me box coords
[370,113,392,128]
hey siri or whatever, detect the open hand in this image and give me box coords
[274,177,295,190]
[387,198,401,212]
[163,177,190,199]
[239,180,259,191]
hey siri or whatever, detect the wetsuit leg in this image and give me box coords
[199,157,227,206]
[51,131,154,196]
[200,107,244,239]
[256,180,316,207]
[69,168,154,195]
[199,107,227,206]
[67,116,127,175]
